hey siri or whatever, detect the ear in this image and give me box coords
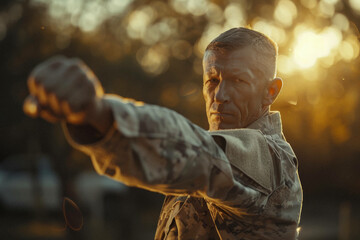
[263,77,283,106]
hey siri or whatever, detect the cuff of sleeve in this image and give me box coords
[62,94,142,153]
[62,120,118,154]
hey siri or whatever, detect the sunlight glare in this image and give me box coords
[332,13,350,31]
[224,3,246,28]
[253,19,287,46]
[274,0,297,27]
[339,36,360,61]
[292,27,342,69]
[300,0,317,9]
[318,0,335,18]
[323,0,339,4]
[277,55,296,75]
[349,0,360,14]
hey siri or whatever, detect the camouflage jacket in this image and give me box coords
[64,95,303,240]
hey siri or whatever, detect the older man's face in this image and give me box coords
[203,47,269,131]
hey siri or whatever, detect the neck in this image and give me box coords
[245,106,270,128]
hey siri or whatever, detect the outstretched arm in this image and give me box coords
[64,95,271,213]
[24,56,271,213]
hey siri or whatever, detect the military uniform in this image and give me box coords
[64,95,303,240]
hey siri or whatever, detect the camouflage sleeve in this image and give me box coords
[63,95,267,211]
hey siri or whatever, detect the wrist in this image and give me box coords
[87,97,114,135]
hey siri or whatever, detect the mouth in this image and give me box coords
[210,112,233,117]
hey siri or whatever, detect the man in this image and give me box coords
[24,27,302,239]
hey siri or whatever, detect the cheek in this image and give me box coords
[203,89,213,104]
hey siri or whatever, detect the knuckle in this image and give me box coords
[67,63,81,72]
[66,58,83,72]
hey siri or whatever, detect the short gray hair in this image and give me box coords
[205,27,278,80]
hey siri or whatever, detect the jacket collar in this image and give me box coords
[247,111,282,135]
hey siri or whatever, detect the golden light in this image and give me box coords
[170,0,208,16]
[332,13,350,31]
[136,44,169,75]
[318,1,335,18]
[300,0,317,9]
[205,3,223,23]
[253,19,287,46]
[195,23,224,56]
[187,0,208,16]
[32,0,132,32]
[349,0,360,14]
[291,26,342,69]
[339,36,360,61]
[171,40,192,60]
[277,55,296,75]
[126,7,156,39]
[224,3,246,29]
[273,0,297,28]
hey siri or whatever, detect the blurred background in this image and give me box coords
[1,0,360,239]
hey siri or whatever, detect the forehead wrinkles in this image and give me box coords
[204,54,257,81]
[204,49,273,81]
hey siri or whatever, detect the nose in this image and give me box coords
[214,80,230,103]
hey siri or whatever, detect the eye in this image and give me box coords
[206,78,219,85]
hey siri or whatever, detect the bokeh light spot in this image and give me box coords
[196,24,224,56]
[278,55,296,75]
[187,0,208,16]
[332,13,350,31]
[171,40,192,60]
[318,0,335,18]
[273,0,297,27]
[349,0,360,14]
[301,0,317,9]
[253,19,287,46]
[340,41,354,60]
[136,44,169,75]
[331,123,351,144]
[292,27,342,69]
[205,3,223,23]
[127,7,156,39]
[224,3,246,29]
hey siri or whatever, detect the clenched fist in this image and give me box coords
[23,56,113,134]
